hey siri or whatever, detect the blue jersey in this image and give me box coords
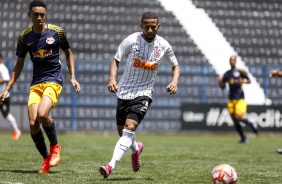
[16,24,70,86]
[222,69,249,100]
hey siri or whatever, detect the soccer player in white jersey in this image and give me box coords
[0,53,21,140]
[99,11,180,178]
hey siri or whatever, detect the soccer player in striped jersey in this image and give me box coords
[0,0,80,174]
[217,55,258,143]
[269,69,282,153]
[99,11,180,178]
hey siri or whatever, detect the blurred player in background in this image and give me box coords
[99,11,180,178]
[0,0,80,174]
[269,69,282,153]
[0,53,21,140]
[217,55,258,143]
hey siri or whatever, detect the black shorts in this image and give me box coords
[116,96,152,126]
[0,97,10,115]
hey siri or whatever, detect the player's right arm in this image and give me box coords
[217,75,226,89]
[0,57,25,101]
[108,35,131,93]
[270,70,282,77]
[108,58,119,93]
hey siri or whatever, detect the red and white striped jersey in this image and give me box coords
[114,32,178,100]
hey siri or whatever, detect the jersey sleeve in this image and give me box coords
[240,69,250,80]
[15,32,28,58]
[222,72,229,83]
[164,45,178,67]
[58,27,70,50]
[114,37,132,62]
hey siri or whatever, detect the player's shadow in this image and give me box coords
[0,169,59,174]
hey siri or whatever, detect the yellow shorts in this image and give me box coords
[28,82,62,107]
[227,99,247,116]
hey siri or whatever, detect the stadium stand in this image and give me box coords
[192,0,282,65]
[0,0,281,131]
[0,0,208,63]
[191,0,282,104]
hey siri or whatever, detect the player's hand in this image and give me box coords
[108,79,118,93]
[269,70,278,77]
[217,75,226,89]
[166,82,177,95]
[71,79,81,94]
[0,89,9,103]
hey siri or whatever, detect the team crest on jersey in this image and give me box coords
[46,37,55,44]
[152,47,161,59]
[233,71,240,77]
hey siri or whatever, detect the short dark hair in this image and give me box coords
[141,12,159,23]
[29,0,46,12]
[0,53,2,58]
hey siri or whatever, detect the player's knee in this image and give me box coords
[234,115,243,121]
[2,112,9,118]
[124,121,138,131]
[29,118,37,126]
[37,111,49,122]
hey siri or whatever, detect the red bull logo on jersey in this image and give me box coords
[32,49,53,58]
[133,55,158,72]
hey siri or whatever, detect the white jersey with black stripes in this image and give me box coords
[114,32,178,100]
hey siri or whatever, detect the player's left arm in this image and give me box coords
[240,70,251,85]
[163,43,180,95]
[167,64,180,95]
[64,49,80,94]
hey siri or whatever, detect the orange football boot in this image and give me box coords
[12,130,21,140]
[49,144,61,167]
[38,157,50,174]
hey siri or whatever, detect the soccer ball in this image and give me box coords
[210,164,237,184]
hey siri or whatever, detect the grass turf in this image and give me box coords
[0,132,281,184]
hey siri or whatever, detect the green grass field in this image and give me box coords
[0,132,281,184]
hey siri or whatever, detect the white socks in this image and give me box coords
[6,113,19,131]
[109,129,136,170]
[130,140,138,154]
